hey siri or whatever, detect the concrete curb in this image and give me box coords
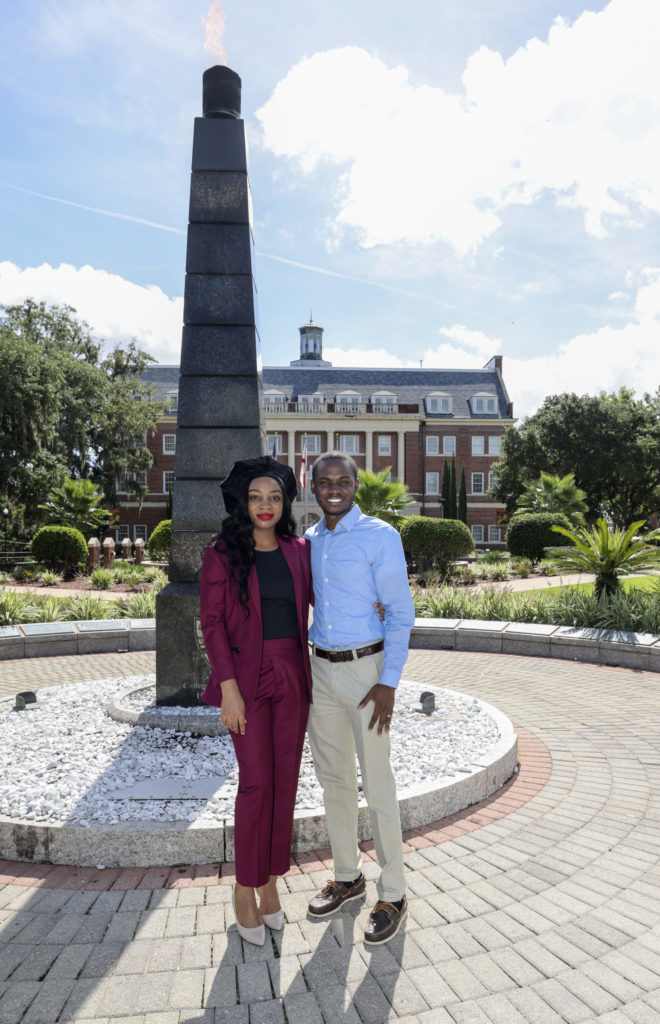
[0,619,156,659]
[411,617,660,671]
[0,687,517,867]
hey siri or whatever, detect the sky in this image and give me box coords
[1,0,660,418]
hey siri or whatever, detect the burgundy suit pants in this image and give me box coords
[231,636,309,887]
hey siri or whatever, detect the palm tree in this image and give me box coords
[38,478,111,538]
[548,518,660,599]
[516,471,588,522]
[356,468,415,527]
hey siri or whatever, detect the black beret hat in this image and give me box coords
[220,456,297,514]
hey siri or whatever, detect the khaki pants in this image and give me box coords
[307,649,406,901]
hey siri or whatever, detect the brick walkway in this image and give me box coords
[1,649,660,1023]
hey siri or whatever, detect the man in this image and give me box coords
[305,451,415,944]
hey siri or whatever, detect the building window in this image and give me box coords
[267,434,283,454]
[443,436,456,456]
[135,471,147,488]
[471,525,484,543]
[304,434,321,455]
[134,525,148,542]
[163,471,175,493]
[426,435,439,456]
[166,392,178,414]
[117,525,130,541]
[377,435,392,456]
[488,435,501,456]
[299,393,323,404]
[472,436,485,455]
[471,473,485,494]
[338,435,360,454]
[116,475,129,494]
[264,392,286,404]
[427,395,452,414]
[488,525,501,543]
[163,434,176,454]
[488,471,494,491]
[426,472,440,494]
[473,396,497,414]
[337,393,361,405]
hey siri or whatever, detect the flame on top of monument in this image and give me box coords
[202,0,228,66]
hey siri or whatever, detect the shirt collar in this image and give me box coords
[320,503,361,534]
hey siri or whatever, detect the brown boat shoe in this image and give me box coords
[307,876,366,917]
[364,896,408,944]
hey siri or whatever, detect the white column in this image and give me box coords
[365,430,373,471]
[397,431,406,481]
[287,430,296,470]
[326,430,334,453]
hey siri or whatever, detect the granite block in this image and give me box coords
[191,117,248,172]
[169,530,215,583]
[0,818,49,862]
[177,375,263,429]
[183,273,256,326]
[0,635,24,659]
[186,223,253,274]
[24,636,79,658]
[180,324,261,376]
[189,172,250,224]
[502,622,558,658]
[171,481,226,532]
[127,626,156,651]
[174,427,263,479]
[409,618,458,651]
[455,620,508,653]
[155,583,209,706]
[46,821,225,868]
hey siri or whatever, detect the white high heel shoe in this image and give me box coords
[232,888,265,946]
[261,907,284,930]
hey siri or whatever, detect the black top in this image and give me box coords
[254,547,299,640]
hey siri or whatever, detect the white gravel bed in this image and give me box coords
[1,675,499,827]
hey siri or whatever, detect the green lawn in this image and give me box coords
[540,575,658,596]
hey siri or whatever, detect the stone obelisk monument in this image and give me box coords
[156,65,264,706]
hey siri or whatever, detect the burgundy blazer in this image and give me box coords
[199,535,313,710]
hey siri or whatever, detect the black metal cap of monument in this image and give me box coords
[155,65,265,706]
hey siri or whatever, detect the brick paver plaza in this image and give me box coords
[2,647,660,1023]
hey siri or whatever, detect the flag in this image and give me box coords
[300,436,307,495]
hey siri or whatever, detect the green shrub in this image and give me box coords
[91,568,113,589]
[62,595,117,620]
[506,513,573,564]
[32,526,87,573]
[537,559,560,576]
[36,570,64,586]
[485,565,510,582]
[108,562,133,582]
[0,589,39,625]
[148,519,171,559]
[29,596,65,622]
[477,550,506,564]
[511,558,532,578]
[400,516,474,575]
[119,591,157,618]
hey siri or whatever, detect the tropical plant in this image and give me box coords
[548,518,660,599]
[36,569,63,586]
[62,594,117,620]
[90,568,113,589]
[355,468,415,526]
[516,471,588,522]
[38,478,111,537]
[119,590,157,618]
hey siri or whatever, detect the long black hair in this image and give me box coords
[216,473,298,608]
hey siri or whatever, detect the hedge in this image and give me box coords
[148,519,172,559]
[506,512,573,563]
[32,525,87,573]
[399,515,474,574]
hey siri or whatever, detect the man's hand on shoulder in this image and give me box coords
[358,683,395,736]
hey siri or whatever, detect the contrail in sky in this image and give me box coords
[0,182,185,234]
[256,251,460,311]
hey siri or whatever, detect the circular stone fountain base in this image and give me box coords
[1,677,517,867]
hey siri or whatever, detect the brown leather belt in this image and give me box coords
[312,640,384,663]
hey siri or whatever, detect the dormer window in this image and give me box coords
[426,393,452,414]
[336,391,361,405]
[472,394,498,414]
[371,392,396,405]
[263,389,287,404]
[299,393,324,404]
[166,391,178,414]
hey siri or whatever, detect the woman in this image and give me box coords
[200,456,312,946]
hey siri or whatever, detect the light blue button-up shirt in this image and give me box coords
[306,504,415,689]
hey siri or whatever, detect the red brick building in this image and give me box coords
[117,322,515,547]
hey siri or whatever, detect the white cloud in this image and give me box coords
[257,0,660,254]
[323,268,660,417]
[0,262,182,363]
